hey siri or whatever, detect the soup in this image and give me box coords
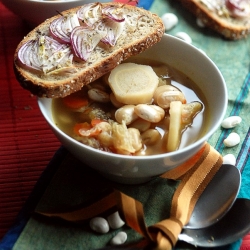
[52,58,208,156]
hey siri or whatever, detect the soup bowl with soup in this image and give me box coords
[38,34,227,184]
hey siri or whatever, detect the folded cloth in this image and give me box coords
[10,143,222,250]
[0,142,242,250]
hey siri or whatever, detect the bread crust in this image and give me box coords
[14,3,165,98]
[179,0,250,40]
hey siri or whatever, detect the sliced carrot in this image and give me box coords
[74,122,103,137]
[73,122,91,135]
[62,94,89,109]
[87,127,102,137]
[91,118,105,127]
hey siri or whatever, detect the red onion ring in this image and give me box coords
[102,5,125,22]
[18,35,74,73]
[77,2,103,27]
[71,26,105,61]
[100,18,125,46]
[50,13,80,44]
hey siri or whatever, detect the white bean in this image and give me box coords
[223,132,240,147]
[153,85,179,101]
[175,32,192,43]
[141,129,161,146]
[110,231,127,245]
[115,105,138,125]
[134,104,165,123]
[223,154,236,166]
[88,81,107,91]
[89,217,109,234]
[129,118,151,132]
[161,13,178,31]
[107,211,125,229]
[88,88,110,103]
[156,90,185,109]
[221,116,242,129]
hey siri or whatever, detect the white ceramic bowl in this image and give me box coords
[1,0,109,26]
[38,34,227,184]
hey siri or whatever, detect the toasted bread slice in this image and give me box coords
[179,0,250,40]
[14,2,164,98]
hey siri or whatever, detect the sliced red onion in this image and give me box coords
[18,40,42,71]
[76,3,125,47]
[50,13,80,44]
[102,5,125,22]
[71,25,105,61]
[18,3,127,73]
[99,18,125,46]
[225,0,250,17]
[77,2,103,27]
[18,35,74,73]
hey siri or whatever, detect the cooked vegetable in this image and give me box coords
[181,102,203,125]
[62,93,89,109]
[108,63,159,104]
[167,101,203,152]
[112,121,142,155]
[167,101,182,152]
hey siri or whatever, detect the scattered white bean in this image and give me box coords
[110,231,127,245]
[89,217,109,234]
[196,18,205,28]
[107,211,125,229]
[223,132,240,147]
[223,154,236,166]
[161,13,178,31]
[221,116,242,129]
[175,32,192,43]
[134,104,165,123]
